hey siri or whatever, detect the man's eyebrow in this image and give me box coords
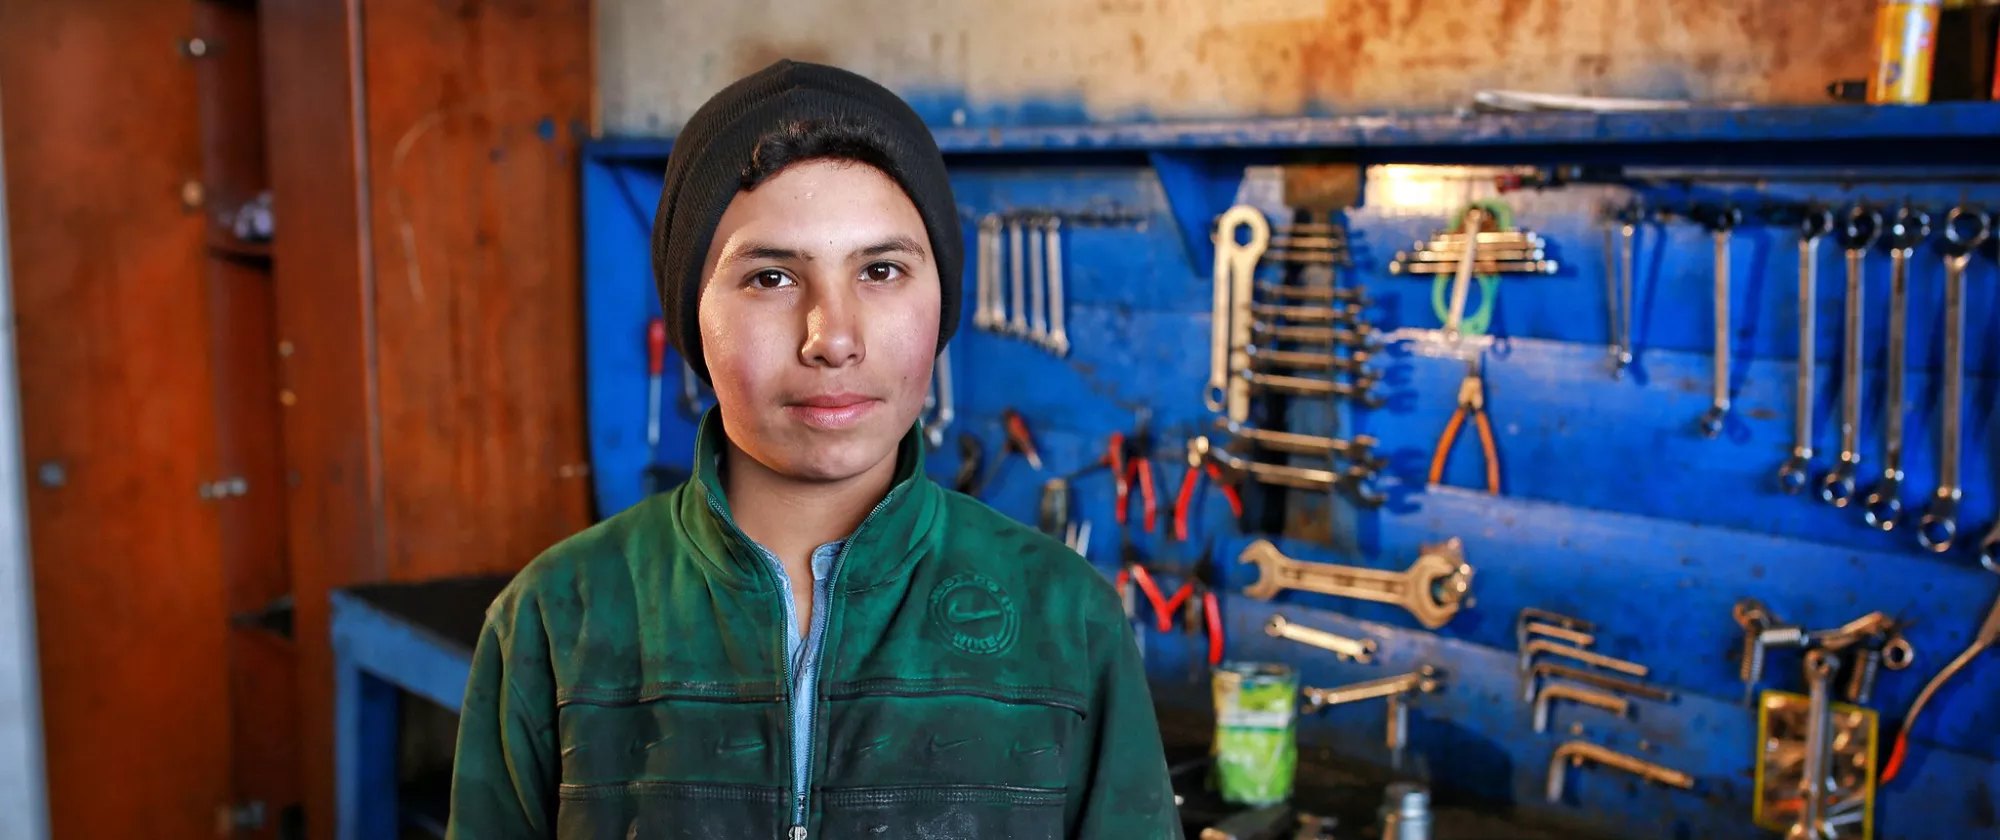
[720,242,811,264]
[850,235,929,263]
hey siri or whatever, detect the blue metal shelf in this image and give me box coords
[586,102,2000,162]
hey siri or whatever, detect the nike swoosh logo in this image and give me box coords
[1011,742,1058,759]
[947,605,1002,622]
[928,735,974,753]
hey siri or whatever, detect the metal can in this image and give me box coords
[1869,0,1945,104]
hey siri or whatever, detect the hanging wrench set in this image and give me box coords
[587,126,2000,837]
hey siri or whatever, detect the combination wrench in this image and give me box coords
[1864,207,1931,529]
[1007,218,1028,336]
[1045,217,1069,357]
[1265,615,1377,663]
[1205,207,1270,421]
[1779,209,1833,494]
[1698,207,1741,438]
[1822,208,1882,507]
[1603,203,1638,378]
[972,215,995,330]
[1027,217,1047,345]
[1917,207,1990,552]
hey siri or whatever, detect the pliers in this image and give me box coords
[1173,436,1243,542]
[1428,355,1501,495]
[1116,542,1171,624]
[1103,420,1158,532]
[1160,550,1225,666]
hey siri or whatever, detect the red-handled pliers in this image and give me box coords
[1115,543,1172,624]
[1173,436,1243,542]
[1104,428,1158,533]
[1160,551,1224,665]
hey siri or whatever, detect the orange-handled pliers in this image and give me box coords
[1428,356,1500,494]
[1104,430,1158,532]
[1173,436,1243,542]
[1158,551,1225,665]
[1115,543,1171,623]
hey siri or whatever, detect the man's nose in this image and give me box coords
[799,280,863,368]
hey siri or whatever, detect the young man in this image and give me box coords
[447,60,1181,839]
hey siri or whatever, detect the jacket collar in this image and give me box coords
[676,407,941,592]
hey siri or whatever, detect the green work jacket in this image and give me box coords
[446,413,1182,839]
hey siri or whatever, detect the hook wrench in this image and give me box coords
[1822,208,1882,507]
[1918,208,1989,552]
[1864,207,1930,529]
[1779,209,1833,494]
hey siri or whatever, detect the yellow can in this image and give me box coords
[1868,0,1944,104]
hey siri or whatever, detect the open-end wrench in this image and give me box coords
[1045,217,1069,357]
[1266,614,1377,663]
[1918,207,1990,552]
[1822,207,1883,507]
[1027,217,1048,345]
[1206,446,1387,508]
[1604,203,1639,378]
[1206,207,1270,419]
[1698,206,1742,438]
[1239,539,1472,629]
[1443,208,1485,339]
[1865,207,1931,529]
[1239,370,1386,409]
[1250,302,1365,324]
[1779,209,1834,494]
[1007,218,1028,336]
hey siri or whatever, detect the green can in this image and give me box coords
[1210,662,1299,806]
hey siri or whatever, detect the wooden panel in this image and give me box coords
[193,2,298,832]
[258,2,380,838]
[0,2,233,838]
[361,0,594,580]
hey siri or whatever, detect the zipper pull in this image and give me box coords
[788,826,807,840]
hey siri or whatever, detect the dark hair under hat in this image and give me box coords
[650,60,962,385]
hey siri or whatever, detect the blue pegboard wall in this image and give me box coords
[579,107,2000,840]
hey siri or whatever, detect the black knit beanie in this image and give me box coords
[651,60,962,385]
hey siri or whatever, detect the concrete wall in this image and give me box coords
[0,82,51,840]
[598,0,1876,135]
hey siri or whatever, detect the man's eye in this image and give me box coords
[863,262,904,283]
[749,270,793,290]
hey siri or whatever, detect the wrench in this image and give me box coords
[1205,446,1386,508]
[1779,209,1834,494]
[1214,418,1384,471]
[1256,282,1370,305]
[1918,208,1989,552]
[1206,207,1270,419]
[1603,203,1639,378]
[1864,207,1932,529]
[1698,206,1741,439]
[1045,217,1069,357]
[1265,614,1377,663]
[1792,650,1840,840]
[1546,741,1693,804]
[1982,518,2000,572]
[1250,302,1364,324]
[1239,370,1386,408]
[1007,218,1028,336]
[974,214,1001,330]
[1244,345,1373,376]
[1822,208,1883,507]
[922,346,954,449]
[1251,321,1378,350]
[1300,666,1439,714]
[1027,217,1047,345]
[1239,538,1472,629]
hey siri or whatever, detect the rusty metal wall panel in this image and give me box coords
[0,2,235,838]
[598,0,1876,135]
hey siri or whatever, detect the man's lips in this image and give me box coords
[786,393,880,428]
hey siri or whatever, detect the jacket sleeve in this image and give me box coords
[446,599,559,840]
[1065,604,1184,839]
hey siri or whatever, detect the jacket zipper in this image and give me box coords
[705,488,904,840]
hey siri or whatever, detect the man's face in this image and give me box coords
[697,159,941,484]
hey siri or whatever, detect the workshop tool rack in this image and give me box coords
[579,103,2000,839]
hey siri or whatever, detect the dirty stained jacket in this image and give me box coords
[446,415,1182,840]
